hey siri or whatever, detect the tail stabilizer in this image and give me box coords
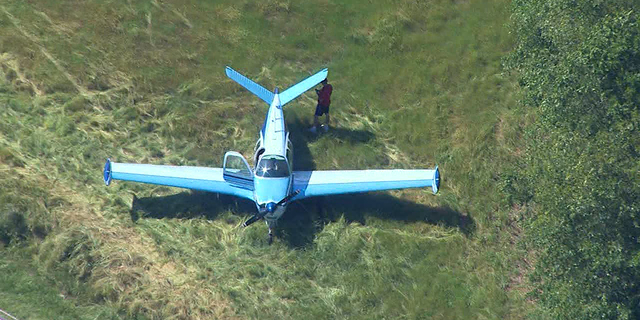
[279,68,328,106]
[225,66,274,105]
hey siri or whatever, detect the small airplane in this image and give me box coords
[104,66,440,243]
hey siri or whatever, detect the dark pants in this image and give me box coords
[315,103,330,116]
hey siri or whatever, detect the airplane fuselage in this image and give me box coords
[251,91,293,224]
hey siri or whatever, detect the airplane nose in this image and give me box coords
[266,202,277,213]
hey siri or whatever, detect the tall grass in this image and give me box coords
[0,0,529,319]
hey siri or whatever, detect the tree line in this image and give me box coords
[505,0,639,319]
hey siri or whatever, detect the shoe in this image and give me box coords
[309,126,317,134]
[322,124,329,132]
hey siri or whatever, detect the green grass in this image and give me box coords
[0,248,124,320]
[0,0,530,319]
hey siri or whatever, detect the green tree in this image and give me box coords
[506,0,640,319]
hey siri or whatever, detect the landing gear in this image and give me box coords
[267,220,276,245]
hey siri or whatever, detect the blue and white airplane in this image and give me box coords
[103,66,440,243]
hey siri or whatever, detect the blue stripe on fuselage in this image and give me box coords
[261,107,270,137]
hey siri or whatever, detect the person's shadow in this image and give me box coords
[130,115,474,248]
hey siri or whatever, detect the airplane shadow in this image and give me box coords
[287,116,375,148]
[131,190,474,249]
[130,191,255,222]
[277,195,474,248]
[129,114,474,248]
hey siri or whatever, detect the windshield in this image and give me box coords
[256,155,290,178]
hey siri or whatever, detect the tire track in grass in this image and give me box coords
[151,0,193,29]
[0,53,44,96]
[2,6,134,103]
[2,6,88,95]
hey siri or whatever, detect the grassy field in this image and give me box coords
[0,0,528,319]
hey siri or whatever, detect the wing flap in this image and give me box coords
[105,160,254,201]
[292,168,439,200]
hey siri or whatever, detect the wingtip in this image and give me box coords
[432,165,440,194]
[104,158,112,186]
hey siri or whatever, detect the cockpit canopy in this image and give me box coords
[256,155,289,178]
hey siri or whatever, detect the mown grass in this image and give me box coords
[0,0,529,319]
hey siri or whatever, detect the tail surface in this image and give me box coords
[225,66,274,105]
[279,68,328,106]
[225,66,328,107]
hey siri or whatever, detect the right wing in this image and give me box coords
[103,159,254,201]
[225,66,274,105]
[292,167,439,200]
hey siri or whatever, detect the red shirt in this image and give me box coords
[318,84,333,106]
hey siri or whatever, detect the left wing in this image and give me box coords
[291,167,439,200]
[103,159,254,201]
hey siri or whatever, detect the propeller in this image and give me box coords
[242,190,301,227]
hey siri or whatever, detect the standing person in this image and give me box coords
[310,78,333,133]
